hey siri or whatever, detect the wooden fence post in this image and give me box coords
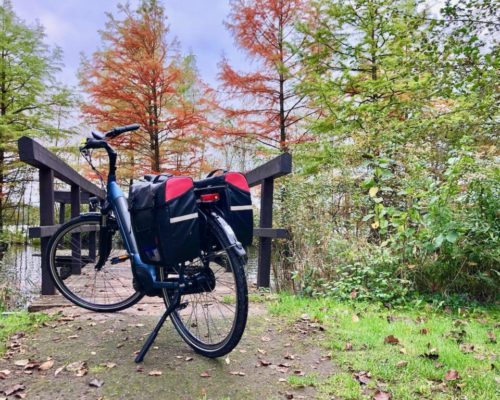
[70,185,81,274]
[39,168,55,295]
[257,177,274,288]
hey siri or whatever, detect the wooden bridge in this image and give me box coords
[17,136,291,297]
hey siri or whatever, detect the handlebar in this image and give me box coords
[80,123,140,152]
[105,123,140,139]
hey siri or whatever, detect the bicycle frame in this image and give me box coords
[98,143,245,296]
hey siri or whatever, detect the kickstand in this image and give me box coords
[134,292,180,363]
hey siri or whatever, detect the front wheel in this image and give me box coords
[46,214,143,312]
[160,217,248,358]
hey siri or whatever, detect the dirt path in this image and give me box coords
[0,300,333,400]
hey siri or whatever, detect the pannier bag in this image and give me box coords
[129,174,200,266]
[194,171,253,247]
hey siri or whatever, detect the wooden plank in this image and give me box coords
[257,177,274,288]
[54,190,91,204]
[253,228,289,239]
[246,152,292,187]
[29,225,61,238]
[29,224,100,238]
[18,136,105,199]
[39,168,55,295]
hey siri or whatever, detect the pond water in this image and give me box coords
[0,244,262,310]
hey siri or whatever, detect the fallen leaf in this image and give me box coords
[148,370,162,376]
[104,362,116,369]
[37,359,54,371]
[3,384,25,396]
[487,331,497,343]
[229,371,245,376]
[200,371,210,378]
[444,369,460,381]
[54,366,65,376]
[284,354,295,360]
[396,360,408,368]
[345,342,353,351]
[260,360,272,367]
[116,343,125,349]
[373,390,392,400]
[384,335,400,345]
[399,347,407,354]
[354,371,371,385]
[23,362,40,370]
[184,357,193,362]
[278,363,291,368]
[420,328,429,335]
[459,343,475,353]
[225,356,230,365]
[260,336,271,342]
[257,348,267,355]
[0,369,11,379]
[352,314,360,322]
[293,370,305,376]
[13,359,29,367]
[67,335,79,339]
[66,361,88,377]
[421,348,439,360]
[15,393,27,399]
[89,378,104,388]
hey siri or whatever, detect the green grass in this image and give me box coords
[0,312,51,354]
[270,295,500,400]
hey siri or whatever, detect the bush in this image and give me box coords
[274,144,499,303]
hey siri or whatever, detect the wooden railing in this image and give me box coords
[246,153,292,287]
[18,136,291,294]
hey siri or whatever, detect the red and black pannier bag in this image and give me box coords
[129,174,200,266]
[194,171,253,247]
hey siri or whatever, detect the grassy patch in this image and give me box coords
[270,295,500,400]
[0,312,51,354]
[288,373,319,388]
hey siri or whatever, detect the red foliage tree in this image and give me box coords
[219,0,311,152]
[80,0,209,178]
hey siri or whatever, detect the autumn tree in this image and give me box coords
[80,0,209,179]
[0,0,72,237]
[219,0,311,152]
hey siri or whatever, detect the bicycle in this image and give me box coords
[45,124,248,362]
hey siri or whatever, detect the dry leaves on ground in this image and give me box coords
[89,378,104,388]
[38,360,54,371]
[373,390,391,400]
[444,369,460,381]
[384,335,400,345]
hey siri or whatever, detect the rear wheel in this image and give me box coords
[160,219,248,357]
[46,214,143,312]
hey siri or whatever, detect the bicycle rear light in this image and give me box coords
[200,193,220,203]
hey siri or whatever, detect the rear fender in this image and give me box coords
[206,211,246,259]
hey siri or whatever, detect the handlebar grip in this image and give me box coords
[81,138,106,151]
[105,123,140,139]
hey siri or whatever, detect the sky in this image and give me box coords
[11,0,247,89]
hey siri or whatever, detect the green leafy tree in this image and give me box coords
[277,0,499,300]
[0,0,72,235]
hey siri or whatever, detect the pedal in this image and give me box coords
[110,255,130,265]
[176,301,189,311]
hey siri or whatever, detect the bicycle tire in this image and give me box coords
[160,217,248,357]
[46,214,143,312]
